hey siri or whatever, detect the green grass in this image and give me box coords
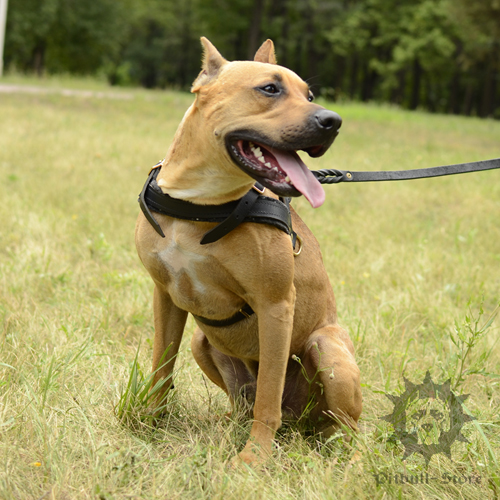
[1,78,499,499]
[0,72,118,91]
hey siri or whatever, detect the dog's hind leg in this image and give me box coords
[305,325,362,436]
[191,328,256,405]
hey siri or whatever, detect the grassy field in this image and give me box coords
[1,76,499,500]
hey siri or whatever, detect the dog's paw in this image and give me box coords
[229,442,270,470]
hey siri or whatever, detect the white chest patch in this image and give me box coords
[158,230,207,294]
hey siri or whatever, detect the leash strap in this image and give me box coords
[313,158,500,184]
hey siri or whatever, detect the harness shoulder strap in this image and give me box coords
[138,163,165,237]
[200,188,261,245]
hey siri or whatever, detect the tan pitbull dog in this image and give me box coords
[135,37,362,465]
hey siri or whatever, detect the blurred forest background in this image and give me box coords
[4,0,500,118]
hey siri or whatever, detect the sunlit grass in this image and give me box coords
[0,79,499,499]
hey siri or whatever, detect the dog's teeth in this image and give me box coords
[285,176,291,182]
[259,156,265,163]
[272,166,278,171]
[265,162,271,167]
[251,146,263,157]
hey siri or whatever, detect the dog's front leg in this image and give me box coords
[236,291,296,465]
[150,284,188,408]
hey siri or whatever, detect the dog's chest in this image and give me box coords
[157,236,208,299]
[150,225,238,316]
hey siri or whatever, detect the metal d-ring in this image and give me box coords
[293,233,303,256]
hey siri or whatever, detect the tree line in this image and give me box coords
[5,0,500,118]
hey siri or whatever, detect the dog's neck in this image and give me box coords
[156,104,255,205]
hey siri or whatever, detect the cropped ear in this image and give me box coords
[191,37,228,91]
[254,39,277,64]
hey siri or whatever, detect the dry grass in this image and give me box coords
[0,78,499,499]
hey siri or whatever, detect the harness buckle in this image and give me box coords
[239,307,252,319]
[252,183,266,194]
[148,161,163,175]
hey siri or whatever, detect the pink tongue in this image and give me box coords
[267,146,325,208]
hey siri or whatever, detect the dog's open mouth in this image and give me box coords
[227,139,326,208]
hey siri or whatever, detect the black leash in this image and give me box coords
[312,158,500,184]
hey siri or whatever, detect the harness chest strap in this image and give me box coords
[191,303,255,327]
[139,164,298,246]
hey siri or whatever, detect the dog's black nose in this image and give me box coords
[315,110,342,131]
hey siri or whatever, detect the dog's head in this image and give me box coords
[182,38,341,208]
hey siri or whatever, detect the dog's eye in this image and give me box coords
[308,91,314,102]
[261,84,279,95]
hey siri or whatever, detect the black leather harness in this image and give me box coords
[139,163,297,244]
[138,162,299,328]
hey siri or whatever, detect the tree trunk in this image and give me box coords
[480,54,495,117]
[305,4,318,81]
[448,70,461,114]
[32,41,46,77]
[492,43,500,118]
[448,41,463,114]
[409,58,421,110]
[332,55,346,99]
[424,77,432,112]
[390,70,406,105]
[278,0,289,67]
[361,64,377,101]
[463,82,475,116]
[349,53,359,99]
[492,67,499,118]
[247,0,265,60]
[179,0,192,88]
